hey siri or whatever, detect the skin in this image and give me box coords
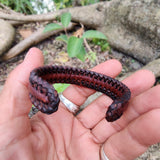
[0,47,160,160]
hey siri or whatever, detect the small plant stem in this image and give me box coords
[80,23,92,53]
[83,38,92,52]
[80,23,99,64]
[64,28,68,37]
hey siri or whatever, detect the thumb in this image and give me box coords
[0,48,44,123]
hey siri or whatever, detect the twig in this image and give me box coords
[0,23,75,61]
[80,23,92,52]
[83,38,92,53]
[79,23,99,64]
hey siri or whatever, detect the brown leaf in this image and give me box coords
[19,29,33,39]
[73,27,84,38]
[55,52,69,63]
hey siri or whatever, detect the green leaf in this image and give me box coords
[76,45,86,62]
[67,36,86,61]
[56,35,68,43]
[67,36,84,58]
[61,12,71,28]
[82,30,107,40]
[43,23,63,33]
[53,83,70,93]
[85,51,97,63]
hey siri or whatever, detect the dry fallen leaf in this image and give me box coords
[55,52,69,63]
[19,29,33,39]
[73,27,84,38]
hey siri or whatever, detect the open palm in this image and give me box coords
[0,48,160,160]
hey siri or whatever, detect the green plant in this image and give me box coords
[44,12,109,92]
[80,0,100,6]
[54,0,72,9]
[44,12,108,62]
[0,0,35,14]
[43,12,71,32]
[53,83,70,93]
[80,0,111,6]
[85,51,97,63]
[92,38,110,51]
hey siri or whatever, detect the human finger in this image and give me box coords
[0,48,44,123]
[101,109,160,160]
[92,79,158,144]
[77,70,155,129]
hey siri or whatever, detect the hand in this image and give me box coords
[0,47,159,160]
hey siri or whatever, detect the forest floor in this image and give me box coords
[0,22,143,87]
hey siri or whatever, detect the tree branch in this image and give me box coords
[0,2,105,28]
[0,23,75,61]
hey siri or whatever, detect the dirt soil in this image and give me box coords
[0,22,159,160]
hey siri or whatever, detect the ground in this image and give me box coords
[0,22,143,87]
